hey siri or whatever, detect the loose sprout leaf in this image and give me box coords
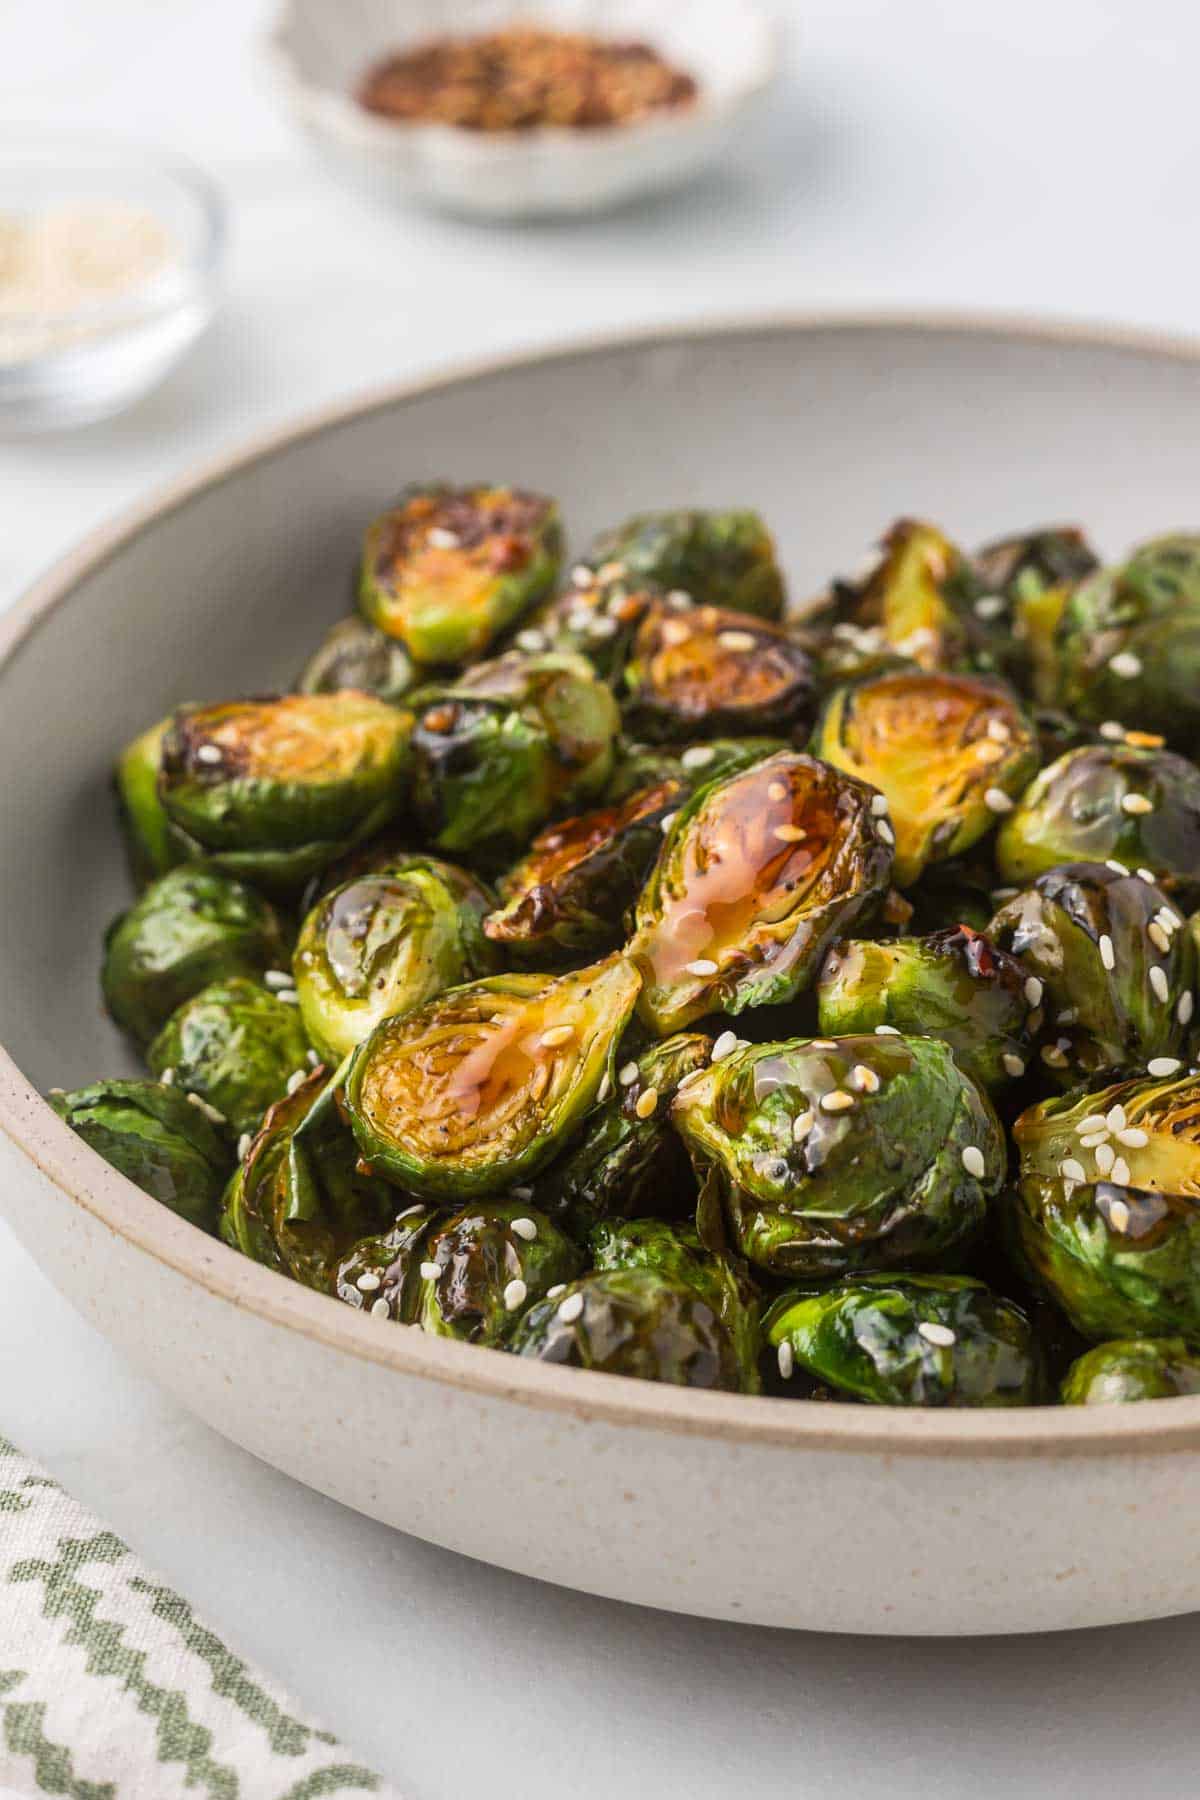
[49,1079,229,1233]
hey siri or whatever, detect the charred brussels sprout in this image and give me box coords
[589,1218,761,1392]
[672,1035,1003,1278]
[822,520,973,673]
[764,1274,1043,1407]
[48,1079,229,1232]
[483,776,685,962]
[333,1202,439,1318]
[410,651,620,867]
[517,570,657,681]
[297,615,418,704]
[511,1268,744,1389]
[630,750,892,1034]
[1060,1337,1200,1403]
[359,483,562,665]
[988,864,1194,1085]
[344,952,641,1199]
[115,717,183,886]
[414,1200,583,1346]
[816,925,1032,1092]
[583,509,785,619]
[294,855,498,1062]
[995,743,1200,900]
[621,604,815,742]
[101,864,290,1046]
[813,670,1038,886]
[1012,1069,1200,1340]
[220,1068,393,1290]
[146,977,311,1139]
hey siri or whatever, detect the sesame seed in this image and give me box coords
[718,630,758,652]
[918,1321,957,1347]
[511,1217,538,1242]
[870,793,890,816]
[356,1271,381,1293]
[767,780,789,802]
[986,717,1012,743]
[264,969,292,990]
[685,958,719,977]
[1042,1043,1070,1068]
[635,1087,660,1119]
[1108,1198,1131,1233]
[711,1029,739,1062]
[235,1134,252,1164]
[1158,906,1182,929]
[1099,721,1127,741]
[1180,992,1195,1026]
[1094,1142,1116,1175]
[777,1340,795,1379]
[597,1072,612,1103]
[875,1024,902,1037]
[566,608,594,633]
[1076,1117,1109,1139]
[1002,1052,1026,1077]
[675,1068,708,1095]
[540,1024,575,1049]
[992,886,1019,903]
[1116,1127,1149,1148]
[195,743,223,765]
[305,1049,320,1068]
[1148,1056,1183,1077]
[419,1261,440,1281]
[984,787,1014,815]
[597,561,627,584]
[974,594,1006,620]
[975,740,1005,765]
[370,1297,390,1319]
[1122,793,1154,816]
[503,1278,528,1312]
[852,1064,881,1093]
[1099,934,1115,970]
[286,1069,308,1094]
[810,1040,838,1050]
[1024,977,1044,1008]
[186,1093,226,1125]
[1110,1157,1131,1187]
[1150,966,1171,1004]
[570,564,595,587]
[1104,860,1130,877]
[876,819,895,846]
[616,1066,640,1092]
[820,1091,855,1113]
[558,1292,585,1324]
[546,1284,566,1300]
[961,1145,986,1179]
[1078,1131,1109,1150]
[1060,1159,1087,1183]
[661,620,693,649]
[1137,867,1157,884]
[588,614,618,640]
[792,1109,815,1141]
[1148,922,1171,955]
[276,989,299,1006]
[512,1186,534,1200]
[681,745,715,770]
[772,824,808,846]
[1110,651,1143,678]
[666,589,694,610]
[659,812,679,835]
[396,1204,425,1221]
[516,628,547,653]
[426,526,460,549]
[159,1067,175,1086]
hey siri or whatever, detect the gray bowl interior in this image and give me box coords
[3,319,1200,1093]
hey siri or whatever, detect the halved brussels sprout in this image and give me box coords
[589,1218,761,1393]
[816,925,1032,1092]
[297,614,418,704]
[812,670,1039,886]
[822,520,972,673]
[359,483,562,665]
[672,1034,1003,1278]
[48,1079,229,1232]
[220,1067,394,1290]
[510,1268,744,1389]
[101,864,290,1046]
[159,694,413,886]
[483,776,685,961]
[995,743,1200,900]
[583,509,785,619]
[620,603,815,743]
[988,864,1194,1085]
[294,855,499,1062]
[528,1033,710,1239]
[764,1274,1043,1407]
[410,651,620,868]
[413,1199,583,1346]
[1012,1069,1200,1340]
[115,716,184,886]
[629,750,893,1034]
[334,1202,440,1319]
[1060,1337,1200,1403]
[344,952,641,1199]
[146,977,311,1139]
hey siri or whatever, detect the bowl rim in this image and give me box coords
[7,305,1200,1460]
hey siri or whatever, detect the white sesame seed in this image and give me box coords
[1099,721,1127,741]
[685,959,719,977]
[1042,1043,1070,1068]
[712,1030,739,1062]
[597,1072,612,1103]
[961,1145,986,1179]
[618,1062,640,1087]
[1149,1056,1183,1077]
[1148,922,1171,956]
[276,988,299,1006]
[875,1024,903,1037]
[540,1024,575,1049]
[870,793,890,816]
[370,1297,391,1319]
[1157,906,1182,930]
[1094,1142,1116,1175]
[992,886,1019,903]
[666,589,694,610]
[1150,965,1171,1003]
[792,1109,816,1141]
[1024,977,1044,1008]
[570,564,595,587]
[810,1039,838,1050]
[236,1132,252,1160]
[1116,1127,1148,1148]
[516,628,547,653]
[767,780,789,802]
[558,1291,585,1324]
[597,561,626,583]
[396,1204,426,1221]
[974,595,1006,620]
[1098,934,1115,971]
[185,1093,226,1125]
[674,1068,708,1096]
[876,819,896,846]
[567,607,594,633]
[356,1271,381,1293]
[1002,1052,1026,1077]
[195,743,223,765]
[286,1068,308,1095]
[852,1063,881,1093]
[635,1087,660,1119]
[419,1261,440,1281]
[1078,1115,1110,1135]
[1110,1157,1131,1187]
[1078,1132,1109,1150]
[264,969,292,990]
[773,824,807,844]
[1137,867,1156,885]
[1108,1198,1131,1233]
[1180,993,1195,1026]
[587,614,618,640]
[512,1186,534,1200]
[820,1091,855,1113]
[718,630,758,652]
[984,787,1014,815]
[777,1340,795,1379]
[305,1051,320,1071]
[918,1320,957,1348]
[159,1067,175,1086]
[1104,859,1130,877]
[1122,793,1154,816]
[511,1217,538,1242]
[1110,652,1143,679]
[546,1284,566,1300]
[427,526,460,549]
[659,812,679,835]
[1060,1159,1087,1183]
[987,717,1012,743]
[681,745,715,770]
[503,1278,528,1312]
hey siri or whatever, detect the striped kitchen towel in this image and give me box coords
[0,1434,398,1798]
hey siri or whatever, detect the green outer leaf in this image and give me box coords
[49,1080,229,1232]
[147,977,311,1138]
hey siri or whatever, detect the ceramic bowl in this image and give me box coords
[5,314,1200,1637]
[262,0,778,217]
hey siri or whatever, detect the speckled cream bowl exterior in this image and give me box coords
[4,315,1200,1637]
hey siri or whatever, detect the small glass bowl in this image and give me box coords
[0,131,225,433]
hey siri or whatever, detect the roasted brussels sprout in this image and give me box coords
[410,651,620,867]
[589,1218,761,1392]
[146,977,311,1139]
[972,525,1100,603]
[673,1034,1003,1278]
[294,855,498,1062]
[988,864,1194,1085]
[414,1200,583,1346]
[629,750,893,1034]
[1060,1337,1200,1403]
[821,520,973,673]
[995,743,1200,900]
[816,925,1032,1091]
[970,525,1100,683]
[606,735,787,804]
[115,716,183,886]
[511,1268,744,1389]
[813,670,1038,886]
[333,1201,440,1319]
[483,775,685,962]
[297,614,418,704]
[220,1068,393,1290]
[620,603,815,742]
[1012,1069,1200,1340]
[359,483,562,664]
[764,1274,1044,1406]
[516,569,658,681]
[101,864,290,1046]
[344,952,641,1199]
[48,1079,229,1231]
[583,509,785,619]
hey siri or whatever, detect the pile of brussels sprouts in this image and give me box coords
[51,485,1200,1407]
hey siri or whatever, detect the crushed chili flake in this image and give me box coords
[357,28,699,133]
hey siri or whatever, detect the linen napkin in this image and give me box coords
[0,1434,399,1798]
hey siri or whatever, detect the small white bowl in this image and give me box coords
[263,0,779,219]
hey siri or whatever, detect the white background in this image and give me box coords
[4,3,1200,1794]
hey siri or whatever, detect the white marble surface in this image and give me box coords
[4,2,1200,1794]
